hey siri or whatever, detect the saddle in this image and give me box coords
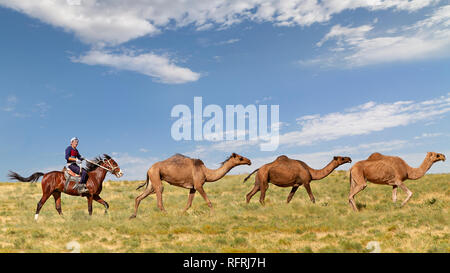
[62,167,81,192]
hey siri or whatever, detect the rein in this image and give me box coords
[85,159,118,173]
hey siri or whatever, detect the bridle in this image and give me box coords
[85,158,119,174]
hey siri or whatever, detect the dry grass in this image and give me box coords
[0,171,448,253]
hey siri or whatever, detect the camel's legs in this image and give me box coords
[35,193,51,221]
[155,184,165,211]
[145,173,165,212]
[398,182,413,207]
[246,184,260,203]
[52,192,63,215]
[349,183,366,211]
[195,185,213,210]
[286,186,299,203]
[392,185,398,203]
[93,195,109,214]
[259,181,269,206]
[183,188,196,212]
[130,186,156,219]
[304,183,315,203]
[348,171,367,211]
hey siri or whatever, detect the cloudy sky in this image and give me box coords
[0,0,449,180]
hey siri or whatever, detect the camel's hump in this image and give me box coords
[173,153,189,158]
[167,154,204,167]
[367,152,384,161]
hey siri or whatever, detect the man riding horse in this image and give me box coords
[65,137,89,194]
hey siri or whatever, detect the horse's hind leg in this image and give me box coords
[52,192,63,216]
[93,195,109,214]
[35,193,51,221]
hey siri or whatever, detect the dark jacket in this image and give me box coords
[65,146,82,164]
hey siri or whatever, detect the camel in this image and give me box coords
[129,153,251,218]
[348,152,446,211]
[243,155,352,205]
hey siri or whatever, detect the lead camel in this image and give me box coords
[348,152,445,211]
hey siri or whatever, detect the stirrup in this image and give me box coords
[75,184,89,194]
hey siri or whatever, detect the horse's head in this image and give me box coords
[101,154,123,178]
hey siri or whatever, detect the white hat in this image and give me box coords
[70,137,79,143]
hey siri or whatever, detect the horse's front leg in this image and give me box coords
[87,196,93,216]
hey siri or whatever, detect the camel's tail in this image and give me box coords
[8,171,44,183]
[243,169,259,183]
[136,173,150,190]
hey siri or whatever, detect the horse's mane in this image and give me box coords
[85,154,112,172]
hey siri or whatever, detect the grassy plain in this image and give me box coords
[0,171,448,253]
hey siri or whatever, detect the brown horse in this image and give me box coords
[8,154,123,220]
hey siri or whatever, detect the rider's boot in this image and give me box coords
[76,183,89,195]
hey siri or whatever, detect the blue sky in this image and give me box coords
[0,0,449,180]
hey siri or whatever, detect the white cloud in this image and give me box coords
[34,102,51,117]
[0,0,159,46]
[1,95,31,118]
[255,96,273,104]
[1,1,444,82]
[414,132,444,139]
[316,24,374,47]
[185,121,285,158]
[72,49,201,84]
[111,153,159,180]
[175,94,449,159]
[0,0,440,46]
[215,38,240,46]
[279,93,450,147]
[231,139,410,174]
[302,4,450,68]
[1,95,17,112]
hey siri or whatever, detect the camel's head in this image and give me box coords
[333,156,352,165]
[227,153,252,166]
[427,152,446,163]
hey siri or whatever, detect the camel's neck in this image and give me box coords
[407,157,433,180]
[308,160,339,180]
[204,161,235,182]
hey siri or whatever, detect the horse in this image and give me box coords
[8,154,123,220]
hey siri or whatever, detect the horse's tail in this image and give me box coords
[136,173,149,190]
[8,171,44,183]
[243,169,259,183]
